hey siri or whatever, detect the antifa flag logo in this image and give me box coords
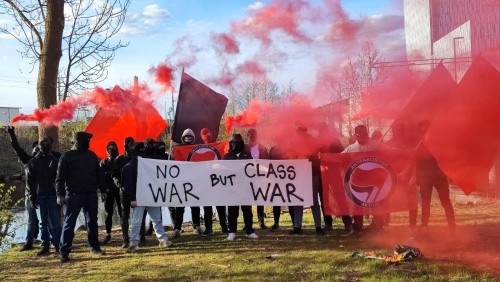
[187,144,222,162]
[343,157,397,208]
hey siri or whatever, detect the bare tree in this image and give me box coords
[1,0,130,101]
[233,78,282,111]
[1,0,65,145]
[59,0,130,101]
[329,41,387,136]
[1,0,130,145]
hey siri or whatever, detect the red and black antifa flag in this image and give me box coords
[173,142,229,162]
[172,71,228,144]
[320,150,417,216]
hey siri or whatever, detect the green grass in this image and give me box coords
[1,202,499,281]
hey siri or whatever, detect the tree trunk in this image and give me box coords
[36,0,65,150]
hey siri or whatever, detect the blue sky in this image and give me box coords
[0,0,404,118]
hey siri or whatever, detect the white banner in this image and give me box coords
[136,157,313,207]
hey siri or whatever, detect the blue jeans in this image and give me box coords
[292,176,322,228]
[59,192,99,255]
[25,197,39,245]
[38,195,62,248]
[130,206,167,244]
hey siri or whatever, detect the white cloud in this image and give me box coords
[246,2,265,11]
[120,4,170,36]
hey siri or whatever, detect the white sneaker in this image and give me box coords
[246,232,259,239]
[172,229,181,239]
[159,239,174,248]
[227,232,236,241]
[127,242,139,253]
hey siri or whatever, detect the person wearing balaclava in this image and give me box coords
[56,131,107,263]
[112,136,146,247]
[224,134,259,241]
[99,141,123,245]
[26,136,61,256]
[198,128,228,237]
[123,142,173,253]
[171,128,202,238]
[6,125,41,251]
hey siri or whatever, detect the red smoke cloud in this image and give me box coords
[149,62,175,92]
[225,99,269,133]
[235,61,266,77]
[12,84,158,126]
[231,0,311,46]
[212,32,240,55]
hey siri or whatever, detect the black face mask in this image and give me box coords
[40,143,52,154]
[229,140,244,154]
[157,146,166,154]
[75,140,90,151]
[182,135,194,145]
[107,147,118,158]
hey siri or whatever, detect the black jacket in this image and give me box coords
[56,149,106,196]
[223,150,252,160]
[27,152,60,198]
[100,156,118,191]
[122,158,138,202]
[112,153,131,188]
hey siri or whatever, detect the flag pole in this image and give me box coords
[168,68,183,160]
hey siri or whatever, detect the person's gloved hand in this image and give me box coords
[30,196,39,209]
[101,192,107,203]
[7,125,15,135]
[57,196,65,206]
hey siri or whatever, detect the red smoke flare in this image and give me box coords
[225,99,269,133]
[11,85,158,126]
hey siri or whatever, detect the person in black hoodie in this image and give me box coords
[100,141,122,244]
[224,134,258,241]
[111,136,146,248]
[6,125,40,251]
[27,136,61,256]
[56,131,107,263]
[123,142,173,253]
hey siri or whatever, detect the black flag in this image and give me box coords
[172,71,228,144]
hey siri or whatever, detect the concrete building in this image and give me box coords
[0,107,20,126]
[404,0,500,81]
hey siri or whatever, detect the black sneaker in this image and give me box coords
[90,248,105,255]
[221,227,228,234]
[60,254,70,263]
[259,222,268,230]
[101,234,112,244]
[19,244,34,252]
[289,227,302,235]
[315,226,325,235]
[201,229,214,237]
[122,240,130,248]
[36,246,50,256]
[269,224,279,232]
